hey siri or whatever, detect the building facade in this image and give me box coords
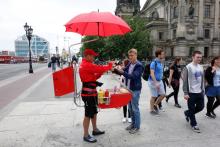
[15,35,49,57]
[116,0,220,57]
[0,51,15,56]
[115,0,141,17]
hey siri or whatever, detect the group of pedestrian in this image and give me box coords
[78,48,220,143]
[49,54,79,72]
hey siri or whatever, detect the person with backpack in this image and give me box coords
[182,51,204,133]
[166,57,182,108]
[142,60,167,112]
[205,56,220,118]
[148,49,166,115]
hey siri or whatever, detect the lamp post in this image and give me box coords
[24,22,33,73]
[64,36,71,66]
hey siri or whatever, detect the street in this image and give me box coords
[0,63,47,81]
[0,66,220,147]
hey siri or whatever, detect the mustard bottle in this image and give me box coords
[98,89,104,104]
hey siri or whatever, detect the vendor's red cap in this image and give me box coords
[84,49,99,56]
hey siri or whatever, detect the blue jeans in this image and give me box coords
[51,63,56,72]
[128,90,141,129]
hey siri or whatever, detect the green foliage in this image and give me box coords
[80,16,152,60]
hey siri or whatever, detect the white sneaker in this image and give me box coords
[128,118,132,123]
[122,118,127,123]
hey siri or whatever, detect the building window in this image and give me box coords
[173,30,176,39]
[204,5,211,18]
[204,29,210,39]
[189,47,195,56]
[204,47,209,57]
[159,32,164,40]
[171,47,174,57]
[173,6,178,18]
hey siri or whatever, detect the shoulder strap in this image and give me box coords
[154,60,157,70]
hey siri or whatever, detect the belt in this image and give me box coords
[82,87,97,92]
[81,82,97,96]
[81,94,97,97]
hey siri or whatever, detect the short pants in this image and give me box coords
[82,96,98,118]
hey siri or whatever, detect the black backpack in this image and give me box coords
[142,61,157,81]
[163,67,170,78]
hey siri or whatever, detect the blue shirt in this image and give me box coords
[123,61,144,91]
[149,59,163,81]
[127,63,136,89]
[214,68,220,87]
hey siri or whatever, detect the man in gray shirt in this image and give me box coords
[182,51,205,133]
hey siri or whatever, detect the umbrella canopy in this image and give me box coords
[65,11,132,37]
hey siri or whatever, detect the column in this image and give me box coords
[198,0,204,39]
[167,2,171,40]
[176,0,186,38]
[214,0,219,39]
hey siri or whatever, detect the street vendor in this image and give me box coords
[79,48,113,143]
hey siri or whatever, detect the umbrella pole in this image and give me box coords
[68,38,99,50]
[72,62,83,107]
[69,38,99,107]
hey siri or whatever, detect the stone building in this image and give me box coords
[116,0,220,57]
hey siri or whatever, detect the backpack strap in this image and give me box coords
[154,60,157,70]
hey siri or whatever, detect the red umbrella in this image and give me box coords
[65,11,132,37]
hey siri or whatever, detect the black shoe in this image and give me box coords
[153,105,159,113]
[192,126,201,133]
[174,104,181,108]
[150,111,159,116]
[92,129,105,136]
[206,113,215,119]
[165,97,169,103]
[129,128,140,134]
[83,135,97,143]
[211,111,217,118]
[184,111,189,123]
[125,124,134,131]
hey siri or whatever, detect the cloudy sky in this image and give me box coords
[0,0,146,53]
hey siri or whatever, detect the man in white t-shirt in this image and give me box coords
[182,50,205,133]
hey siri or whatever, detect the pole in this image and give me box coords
[68,39,71,67]
[28,37,33,73]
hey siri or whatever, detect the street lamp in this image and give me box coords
[64,36,71,66]
[24,22,34,73]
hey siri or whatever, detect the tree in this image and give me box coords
[80,16,152,60]
[80,36,106,60]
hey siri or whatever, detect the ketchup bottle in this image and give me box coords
[105,89,109,97]
[105,89,110,105]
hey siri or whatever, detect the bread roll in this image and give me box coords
[119,88,129,93]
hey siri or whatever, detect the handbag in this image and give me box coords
[48,62,51,68]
